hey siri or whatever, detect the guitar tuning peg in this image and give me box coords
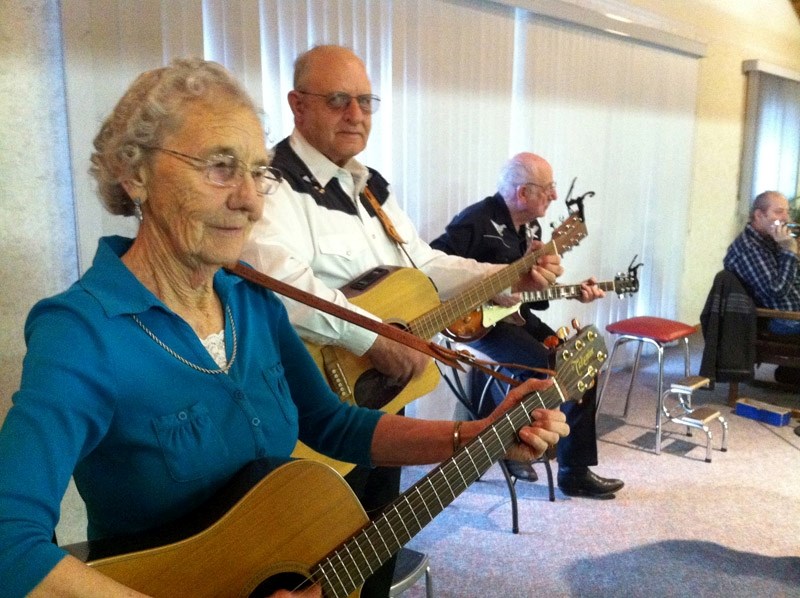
[571,318,581,332]
[556,326,569,341]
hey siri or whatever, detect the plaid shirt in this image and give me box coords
[723,223,800,310]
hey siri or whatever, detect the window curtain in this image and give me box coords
[743,70,800,206]
[61,0,700,336]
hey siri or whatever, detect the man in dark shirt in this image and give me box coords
[431,152,624,498]
[724,190,800,389]
[724,190,800,334]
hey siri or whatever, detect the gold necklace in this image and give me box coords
[131,305,238,375]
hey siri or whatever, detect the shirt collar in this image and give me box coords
[80,236,244,318]
[289,129,370,194]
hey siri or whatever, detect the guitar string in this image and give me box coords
[311,343,592,596]
[312,375,580,596]
[411,216,587,336]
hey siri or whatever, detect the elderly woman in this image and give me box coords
[0,58,567,597]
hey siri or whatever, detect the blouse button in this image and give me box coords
[177,411,188,421]
[251,418,261,427]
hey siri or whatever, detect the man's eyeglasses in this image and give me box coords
[296,90,381,114]
[147,147,282,195]
[522,181,557,193]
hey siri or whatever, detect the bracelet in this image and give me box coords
[452,420,464,454]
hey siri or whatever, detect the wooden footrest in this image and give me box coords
[675,406,721,425]
[670,375,710,393]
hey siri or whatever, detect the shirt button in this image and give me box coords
[251,418,261,427]
[233,391,244,401]
[177,411,188,421]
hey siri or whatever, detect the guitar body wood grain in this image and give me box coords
[78,461,367,597]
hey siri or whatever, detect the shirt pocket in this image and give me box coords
[318,232,370,261]
[152,403,229,482]
[262,362,298,431]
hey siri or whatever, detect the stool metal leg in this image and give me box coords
[623,339,644,418]
[719,416,729,452]
[703,425,713,462]
[655,343,665,455]
[497,459,520,534]
[596,339,624,416]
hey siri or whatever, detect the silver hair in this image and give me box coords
[497,155,536,201]
[90,57,260,216]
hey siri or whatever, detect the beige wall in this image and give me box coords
[627,0,800,324]
[0,0,78,422]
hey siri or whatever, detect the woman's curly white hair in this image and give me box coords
[90,57,260,216]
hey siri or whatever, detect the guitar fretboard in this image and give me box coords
[309,327,600,598]
[520,279,618,303]
[408,215,587,340]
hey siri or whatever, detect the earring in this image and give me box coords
[133,198,143,222]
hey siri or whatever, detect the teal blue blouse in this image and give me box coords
[0,236,382,596]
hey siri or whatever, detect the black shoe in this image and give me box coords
[557,468,624,498]
[504,459,538,482]
[794,425,800,437]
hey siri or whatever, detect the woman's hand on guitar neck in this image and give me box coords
[366,335,429,384]
[486,377,569,461]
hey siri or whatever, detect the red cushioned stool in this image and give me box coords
[597,316,698,452]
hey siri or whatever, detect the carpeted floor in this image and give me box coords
[398,333,800,597]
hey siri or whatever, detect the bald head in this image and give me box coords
[293,45,366,89]
[497,152,558,227]
[497,153,551,200]
[288,45,372,165]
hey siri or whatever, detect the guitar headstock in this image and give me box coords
[613,254,644,297]
[613,272,640,296]
[550,213,588,256]
[552,324,607,403]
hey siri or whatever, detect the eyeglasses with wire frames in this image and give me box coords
[295,90,381,114]
[521,181,557,193]
[146,147,282,195]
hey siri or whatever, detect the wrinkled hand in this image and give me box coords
[365,336,430,385]
[491,291,522,307]
[516,240,564,292]
[770,221,798,254]
[576,277,605,303]
[484,378,569,461]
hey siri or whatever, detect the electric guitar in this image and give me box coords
[292,213,587,474]
[444,270,640,342]
[65,325,606,598]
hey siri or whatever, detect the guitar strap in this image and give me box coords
[227,263,554,385]
[362,186,419,269]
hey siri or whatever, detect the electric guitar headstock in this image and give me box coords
[613,254,644,297]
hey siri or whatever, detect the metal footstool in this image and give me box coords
[660,375,729,461]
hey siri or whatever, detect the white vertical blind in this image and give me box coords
[740,62,800,216]
[61,0,700,335]
[751,73,800,200]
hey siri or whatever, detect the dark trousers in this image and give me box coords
[469,316,599,468]
[343,463,402,597]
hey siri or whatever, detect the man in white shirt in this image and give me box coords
[242,44,563,597]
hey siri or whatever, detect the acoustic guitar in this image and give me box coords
[292,213,587,475]
[65,325,606,597]
[444,270,640,342]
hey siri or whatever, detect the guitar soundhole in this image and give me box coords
[354,369,404,409]
[250,572,313,597]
